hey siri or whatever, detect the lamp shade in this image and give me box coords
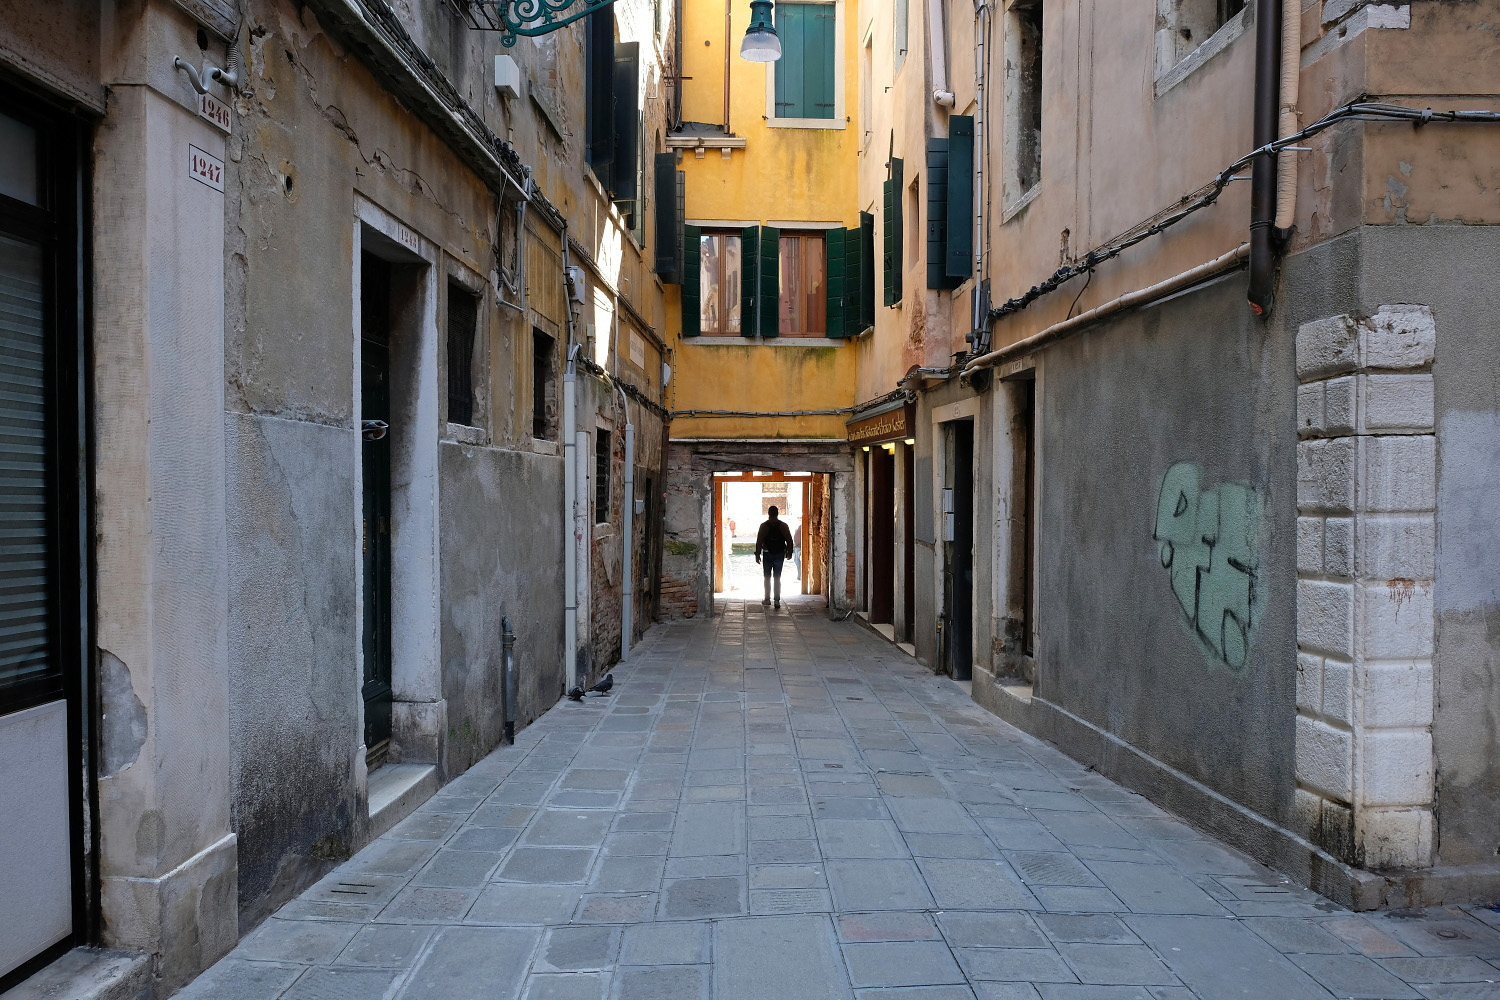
[740,1,782,62]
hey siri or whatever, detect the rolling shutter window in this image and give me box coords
[773,3,837,120]
[926,137,952,290]
[0,235,51,694]
[739,226,759,338]
[585,11,616,186]
[612,42,640,207]
[859,211,876,330]
[946,116,975,279]
[682,224,701,337]
[883,158,903,306]
[825,228,846,338]
[653,153,683,283]
[758,225,780,337]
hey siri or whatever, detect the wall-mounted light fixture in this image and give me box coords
[740,1,782,62]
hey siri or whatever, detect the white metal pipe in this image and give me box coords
[621,418,635,663]
[928,0,956,106]
[964,245,1251,371]
[1275,0,1302,230]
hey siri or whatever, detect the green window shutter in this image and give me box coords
[773,4,805,118]
[946,116,975,279]
[759,225,780,338]
[926,137,950,289]
[883,158,903,306]
[653,153,683,283]
[825,228,847,338]
[808,6,836,119]
[859,211,875,330]
[585,11,616,185]
[682,224,701,337]
[612,42,640,204]
[740,226,759,338]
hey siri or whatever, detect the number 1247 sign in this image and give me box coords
[188,144,225,192]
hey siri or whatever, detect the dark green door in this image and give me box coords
[360,253,393,768]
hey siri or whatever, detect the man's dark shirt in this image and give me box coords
[755,518,794,561]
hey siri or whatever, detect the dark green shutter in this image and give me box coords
[759,225,780,337]
[808,6,836,119]
[883,158,903,306]
[585,11,615,185]
[926,137,951,289]
[825,229,847,338]
[612,42,640,204]
[859,211,875,330]
[740,226,759,338]
[653,153,683,283]
[682,224,701,337]
[773,5,804,118]
[946,116,975,279]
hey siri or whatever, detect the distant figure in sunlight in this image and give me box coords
[754,506,795,609]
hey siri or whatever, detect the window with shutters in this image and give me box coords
[768,1,845,128]
[532,329,558,440]
[883,158,904,307]
[446,282,479,428]
[777,233,827,337]
[699,231,743,335]
[1003,0,1044,215]
[595,429,612,524]
[584,11,641,211]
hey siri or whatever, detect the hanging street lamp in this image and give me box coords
[740,0,782,62]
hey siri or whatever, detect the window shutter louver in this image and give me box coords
[758,225,780,337]
[682,224,701,336]
[926,137,952,289]
[883,158,903,306]
[739,226,759,338]
[585,12,616,186]
[773,4,805,118]
[653,153,683,283]
[612,42,640,206]
[859,211,875,330]
[825,228,847,338]
[946,115,975,279]
[809,7,836,119]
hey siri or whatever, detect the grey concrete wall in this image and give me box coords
[1033,271,1299,825]
[1280,225,1500,866]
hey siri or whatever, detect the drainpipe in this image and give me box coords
[615,383,635,663]
[563,346,579,692]
[723,0,732,132]
[928,0,956,107]
[1275,0,1302,233]
[501,617,517,743]
[1247,0,1281,315]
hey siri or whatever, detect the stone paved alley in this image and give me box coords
[178,601,1500,1000]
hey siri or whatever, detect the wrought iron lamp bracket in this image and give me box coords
[464,0,624,46]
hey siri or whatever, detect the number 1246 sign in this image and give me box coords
[188,144,225,192]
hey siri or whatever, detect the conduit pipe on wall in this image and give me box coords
[563,344,580,692]
[1275,0,1301,232]
[614,383,635,663]
[1246,0,1281,315]
[928,0,956,106]
[964,244,1250,372]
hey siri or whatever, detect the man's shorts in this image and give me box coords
[763,554,785,577]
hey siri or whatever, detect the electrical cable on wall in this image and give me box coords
[984,101,1500,327]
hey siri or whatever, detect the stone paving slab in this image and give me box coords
[177,598,1500,1000]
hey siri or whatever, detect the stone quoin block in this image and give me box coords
[1295,715,1354,801]
[1360,660,1434,728]
[1358,808,1433,869]
[1321,658,1354,726]
[1297,517,1324,575]
[1297,438,1355,512]
[1291,787,1325,835]
[1359,435,1436,513]
[1364,305,1435,371]
[1358,514,1435,580]
[1359,581,1434,659]
[1324,517,1355,577]
[1359,730,1434,808]
[1323,376,1356,436]
[1296,651,1324,713]
[1296,313,1359,381]
[1360,374,1435,434]
[1297,382,1325,438]
[1298,579,1355,657]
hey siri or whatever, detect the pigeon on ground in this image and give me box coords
[566,686,585,702]
[590,672,614,695]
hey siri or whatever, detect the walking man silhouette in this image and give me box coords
[754,506,795,609]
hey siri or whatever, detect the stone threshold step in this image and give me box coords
[1,948,150,1000]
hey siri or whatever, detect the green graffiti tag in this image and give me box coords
[1153,462,1261,671]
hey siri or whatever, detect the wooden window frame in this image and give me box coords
[777,231,828,338]
[698,229,743,336]
[766,0,847,130]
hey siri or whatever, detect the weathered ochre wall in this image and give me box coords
[666,0,861,442]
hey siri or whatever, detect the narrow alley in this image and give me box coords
[168,603,1500,1000]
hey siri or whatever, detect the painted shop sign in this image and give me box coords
[847,403,915,445]
[188,144,224,192]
